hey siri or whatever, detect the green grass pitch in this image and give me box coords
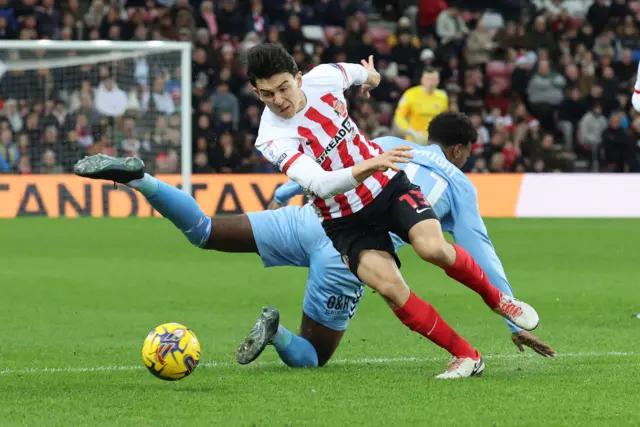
[0,218,638,427]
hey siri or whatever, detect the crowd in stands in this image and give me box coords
[0,0,639,174]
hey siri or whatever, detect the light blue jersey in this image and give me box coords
[266,136,520,333]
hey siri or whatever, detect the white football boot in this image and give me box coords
[435,356,485,379]
[494,293,540,331]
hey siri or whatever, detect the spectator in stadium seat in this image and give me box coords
[557,87,588,152]
[470,157,490,173]
[211,82,239,131]
[193,151,215,174]
[75,113,94,149]
[599,66,621,105]
[614,49,636,90]
[586,0,610,35]
[525,16,557,56]
[16,133,30,158]
[281,14,305,51]
[64,0,84,23]
[484,83,510,116]
[48,99,70,131]
[586,84,616,117]
[141,76,175,115]
[374,63,403,107]
[196,1,218,37]
[322,30,347,63]
[246,0,270,37]
[191,47,216,104]
[459,80,485,116]
[2,99,23,133]
[215,131,242,173]
[217,0,246,38]
[593,30,616,61]
[37,149,64,174]
[60,129,85,172]
[465,22,496,68]
[0,15,16,39]
[563,63,580,89]
[435,7,468,47]
[38,0,60,38]
[578,103,609,151]
[95,76,128,117]
[526,59,565,131]
[617,16,640,51]
[0,128,18,173]
[391,28,421,78]
[17,155,31,174]
[601,112,640,172]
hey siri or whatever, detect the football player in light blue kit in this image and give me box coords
[73,116,554,373]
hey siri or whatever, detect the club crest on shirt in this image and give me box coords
[332,99,347,118]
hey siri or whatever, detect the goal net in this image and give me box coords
[0,40,193,193]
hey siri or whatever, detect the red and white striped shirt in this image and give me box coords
[256,63,396,220]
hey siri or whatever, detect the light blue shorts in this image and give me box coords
[246,206,365,331]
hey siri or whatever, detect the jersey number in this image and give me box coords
[399,189,429,209]
[404,163,449,206]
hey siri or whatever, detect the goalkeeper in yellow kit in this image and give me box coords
[393,67,448,145]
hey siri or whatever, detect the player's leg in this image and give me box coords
[354,248,484,379]
[237,248,359,368]
[323,213,484,378]
[73,154,257,253]
[236,309,345,368]
[298,314,344,366]
[388,174,539,331]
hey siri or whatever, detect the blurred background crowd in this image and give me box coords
[1,0,640,175]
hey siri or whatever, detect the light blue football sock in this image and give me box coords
[127,174,212,248]
[271,325,318,368]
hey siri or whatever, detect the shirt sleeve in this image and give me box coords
[312,63,369,91]
[255,137,360,199]
[273,180,305,205]
[450,182,521,333]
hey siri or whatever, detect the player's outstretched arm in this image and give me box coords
[324,57,380,97]
[257,138,413,199]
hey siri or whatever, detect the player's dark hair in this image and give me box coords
[428,112,477,148]
[422,66,438,74]
[246,43,299,86]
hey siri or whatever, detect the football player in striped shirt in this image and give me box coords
[246,43,540,378]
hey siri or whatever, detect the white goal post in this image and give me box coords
[0,40,193,194]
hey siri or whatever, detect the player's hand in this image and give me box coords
[511,331,556,357]
[267,200,284,210]
[359,55,381,99]
[363,145,413,173]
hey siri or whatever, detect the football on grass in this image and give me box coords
[142,323,201,381]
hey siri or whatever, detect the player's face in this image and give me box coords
[421,72,439,92]
[254,72,303,119]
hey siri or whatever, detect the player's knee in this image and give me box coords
[372,278,409,302]
[183,215,212,248]
[413,237,451,268]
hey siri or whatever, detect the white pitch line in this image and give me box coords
[0,351,635,376]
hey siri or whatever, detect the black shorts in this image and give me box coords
[321,171,439,278]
